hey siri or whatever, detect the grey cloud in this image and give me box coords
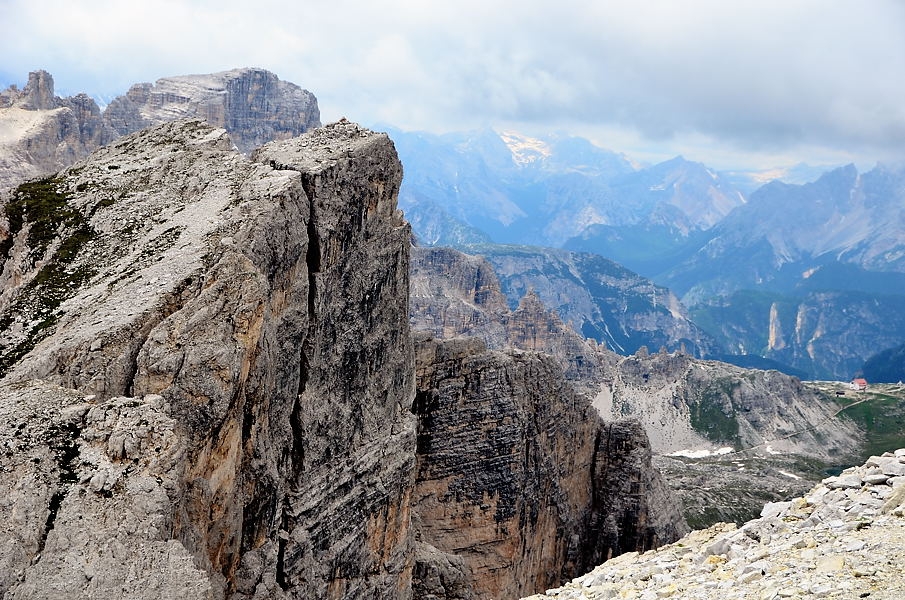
[1,0,902,167]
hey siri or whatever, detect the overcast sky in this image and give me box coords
[1,0,903,169]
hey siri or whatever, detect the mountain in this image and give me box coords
[408,243,874,529]
[690,289,905,380]
[0,70,118,192]
[862,343,905,383]
[457,243,717,357]
[655,164,905,380]
[665,164,905,301]
[0,118,686,598]
[563,156,744,276]
[103,67,320,154]
[388,127,745,251]
[0,68,320,193]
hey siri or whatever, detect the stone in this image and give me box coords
[760,502,792,519]
[104,68,320,154]
[524,449,905,600]
[0,117,690,599]
[0,119,413,599]
[410,335,687,599]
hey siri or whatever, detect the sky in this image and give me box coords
[1,0,903,170]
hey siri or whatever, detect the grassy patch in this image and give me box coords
[0,178,97,378]
[686,377,741,447]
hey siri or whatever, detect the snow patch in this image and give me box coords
[499,131,551,166]
[777,470,801,480]
[666,447,734,459]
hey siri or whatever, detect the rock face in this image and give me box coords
[411,336,687,600]
[410,245,614,391]
[0,119,688,598]
[596,350,859,459]
[460,244,716,358]
[0,71,118,193]
[0,119,414,599]
[594,349,862,527]
[524,449,905,600]
[104,68,321,154]
[0,68,320,195]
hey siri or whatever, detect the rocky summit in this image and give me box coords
[0,118,686,599]
[0,68,321,194]
[523,449,905,600]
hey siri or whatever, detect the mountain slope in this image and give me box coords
[389,127,744,250]
[0,68,320,194]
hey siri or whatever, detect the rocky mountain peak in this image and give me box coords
[20,69,56,110]
[0,118,688,598]
[104,67,321,153]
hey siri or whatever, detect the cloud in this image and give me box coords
[1,0,903,168]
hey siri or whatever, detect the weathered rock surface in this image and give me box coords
[0,71,118,193]
[104,68,320,154]
[412,335,688,600]
[0,118,691,599]
[524,449,905,600]
[409,243,865,530]
[0,68,320,194]
[0,118,414,599]
[595,350,860,460]
[410,245,615,393]
[458,243,716,357]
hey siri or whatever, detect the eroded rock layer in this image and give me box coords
[412,335,687,600]
[0,118,686,599]
[0,119,413,599]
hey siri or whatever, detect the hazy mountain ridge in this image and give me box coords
[388,127,744,249]
[666,163,905,301]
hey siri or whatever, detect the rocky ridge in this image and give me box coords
[104,68,320,154]
[595,350,859,460]
[0,118,414,599]
[0,70,117,193]
[0,68,320,194]
[410,245,614,392]
[523,449,905,600]
[0,119,687,598]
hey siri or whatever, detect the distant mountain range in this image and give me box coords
[4,69,902,381]
[390,127,905,380]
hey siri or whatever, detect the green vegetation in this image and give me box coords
[808,382,905,460]
[686,377,741,447]
[4,177,82,255]
[0,177,96,378]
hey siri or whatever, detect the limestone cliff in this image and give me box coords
[0,68,320,194]
[0,71,118,192]
[0,119,413,599]
[104,68,321,154]
[412,336,687,600]
[0,118,690,599]
[410,245,615,393]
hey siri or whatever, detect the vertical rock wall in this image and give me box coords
[411,335,687,599]
[0,119,686,599]
[0,119,415,599]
